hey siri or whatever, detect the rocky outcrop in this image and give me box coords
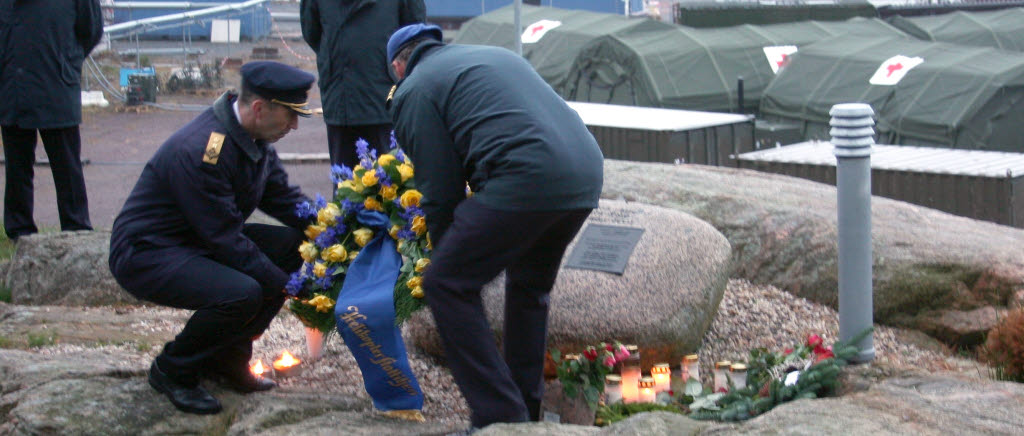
[9,161,1024,348]
[5,231,136,306]
[405,200,733,367]
[603,160,1024,347]
[6,345,1022,435]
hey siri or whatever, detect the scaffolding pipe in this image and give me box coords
[104,0,267,36]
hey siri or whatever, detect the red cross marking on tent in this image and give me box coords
[886,62,904,77]
[530,24,545,36]
[777,53,788,67]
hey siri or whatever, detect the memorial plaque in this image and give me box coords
[564,224,644,275]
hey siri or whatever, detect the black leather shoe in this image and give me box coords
[148,362,222,415]
[207,368,276,394]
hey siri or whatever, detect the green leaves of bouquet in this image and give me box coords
[285,138,432,332]
[551,342,632,408]
[688,328,873,422]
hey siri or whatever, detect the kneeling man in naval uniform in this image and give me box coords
[109,61,316,414]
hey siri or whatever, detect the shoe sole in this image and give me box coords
[204,372,276,394]
[148,374,223,415]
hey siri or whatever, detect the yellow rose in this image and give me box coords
[389,224,401,240]
[415,258,430,273]
[397,163,414,182]
[353,228,374,247]
[317,203,341,226]
[411,215,427,236]
[305,224,326,240]
[377,154,396,167]
[361,170,379,188]
[380,185,398,202]
[299,241,318,263]
[313,262,327,278]
[348,250,359,261]
[406,276,422,289]
[306,295,335,313]
[338,180,355,191]
[411,286,424,299]
[426,233,433,250]
[364,197,383,212]
[321,244,348,263]
[399,190,422,209]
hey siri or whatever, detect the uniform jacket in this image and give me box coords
[0,0,103,128]
[109,92,311,293]
[389,41,604,243]
[300,0,424,126]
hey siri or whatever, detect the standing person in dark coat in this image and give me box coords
[109,62,315,415]
[386,24,605,430]
[0,0,103,240]
[299,0,425,168]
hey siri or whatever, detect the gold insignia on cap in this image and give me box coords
[386,84,397,103]
[271,98,313,115]
[203,132,225,165]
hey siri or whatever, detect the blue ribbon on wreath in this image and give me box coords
[334,209,423,411]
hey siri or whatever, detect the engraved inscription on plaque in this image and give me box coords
[564,224,644,275]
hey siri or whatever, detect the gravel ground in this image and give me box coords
[37,278,989,427]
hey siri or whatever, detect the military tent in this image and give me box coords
[887,7,1024,51]
[453,5,652,96]
[760,36,1024,151]
[564,17,906,113]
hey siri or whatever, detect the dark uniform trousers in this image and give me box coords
[1,125,92,239]
[326,123,392,169]
[422,198,592,428]
[121,224,303,385]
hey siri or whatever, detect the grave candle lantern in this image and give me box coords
[638,376,656,403]
[651,363,671,393]
[620,345,641,403]
[273,350,302,378]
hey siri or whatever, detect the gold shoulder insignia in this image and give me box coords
[386,84,397,103]
[203,132,225,165]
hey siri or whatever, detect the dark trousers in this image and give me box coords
[422,198,591,428]
[326,123,392,169]
[1,125,91,239]
[128,224,304,385]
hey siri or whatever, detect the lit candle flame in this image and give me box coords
[251,359,265,377]
[274,350,300,369]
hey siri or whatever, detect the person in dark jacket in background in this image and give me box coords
[109,62,315,415]
[386,24,605,430]
[0,0,103,240]
[300,0,425,168]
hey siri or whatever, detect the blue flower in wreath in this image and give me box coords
[315,265,338,289]
[376,167,393,187]
[285,271,305,296]
[295,201,317,220]
[315,226,340,248]
[397,229,416,241]
[314,193,328,210]
[331,164,353,184]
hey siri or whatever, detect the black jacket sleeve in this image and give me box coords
[300,0,321,53]
[393,85,466,245]
[76,0,104,54]
[401,0,426,25]
[260,148,312,231]
[164,145,290,292]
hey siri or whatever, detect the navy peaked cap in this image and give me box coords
[387,23,443,63]
[240,61,316,117]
